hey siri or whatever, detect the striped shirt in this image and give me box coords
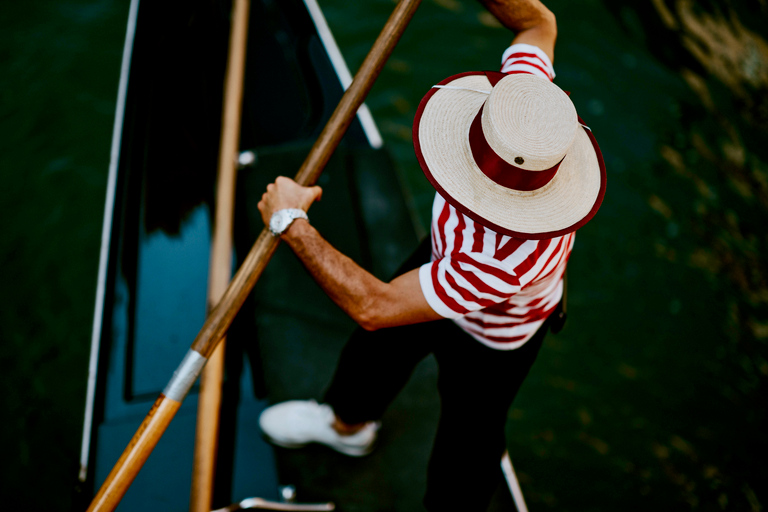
[418,44,571,350]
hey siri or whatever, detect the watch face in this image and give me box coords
[270,211,288,234]
[270,209,306,235]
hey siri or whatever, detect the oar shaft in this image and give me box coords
[191,229,278,357]
[191,0,251,509]
[86,395,182,512]
[87,1,422,510]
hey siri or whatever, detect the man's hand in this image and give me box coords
[258,176,323,228]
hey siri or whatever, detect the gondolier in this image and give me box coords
[257,0,605,509]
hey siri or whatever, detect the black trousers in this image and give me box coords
[324,240,549,511]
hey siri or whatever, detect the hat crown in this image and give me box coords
[482,74,577,172]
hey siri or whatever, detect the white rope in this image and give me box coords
[431,85,491,94]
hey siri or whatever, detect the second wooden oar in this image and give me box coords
[85,1,422,510]
[190,0,251,511]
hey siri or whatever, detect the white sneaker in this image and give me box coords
[259,400,380,457]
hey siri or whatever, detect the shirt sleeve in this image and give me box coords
[500,43,555,81]
[418,252,524,319]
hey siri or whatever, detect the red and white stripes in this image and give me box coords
[420,195,573,349]
[500,43,555,81]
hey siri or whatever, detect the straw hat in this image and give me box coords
[413,71,606,240]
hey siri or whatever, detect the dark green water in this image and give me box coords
[1,0,767,510]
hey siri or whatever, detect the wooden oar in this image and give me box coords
[86,1,422,510]
[190,0,251,511]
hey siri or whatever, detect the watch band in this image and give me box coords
[269,208,308,236]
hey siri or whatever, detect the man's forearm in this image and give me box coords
[479,0,557,62]
[281,219,440,330]
[479,0,554,32]
[281,219,385,329]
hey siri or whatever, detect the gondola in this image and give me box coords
[78,0,419,509]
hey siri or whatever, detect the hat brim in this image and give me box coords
[413,71,606,240]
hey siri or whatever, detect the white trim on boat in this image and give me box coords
[501,450,529,512]
[302,0,384,149]
[78,0,141,484]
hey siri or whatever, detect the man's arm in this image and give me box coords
[258,177,443,331]
[478,0,557,63]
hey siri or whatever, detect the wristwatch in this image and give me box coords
[269,208,308,236]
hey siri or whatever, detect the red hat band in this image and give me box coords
[468,102,564,192]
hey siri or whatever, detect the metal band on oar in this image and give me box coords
[190,0,251,510]
[85,1,423,510]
